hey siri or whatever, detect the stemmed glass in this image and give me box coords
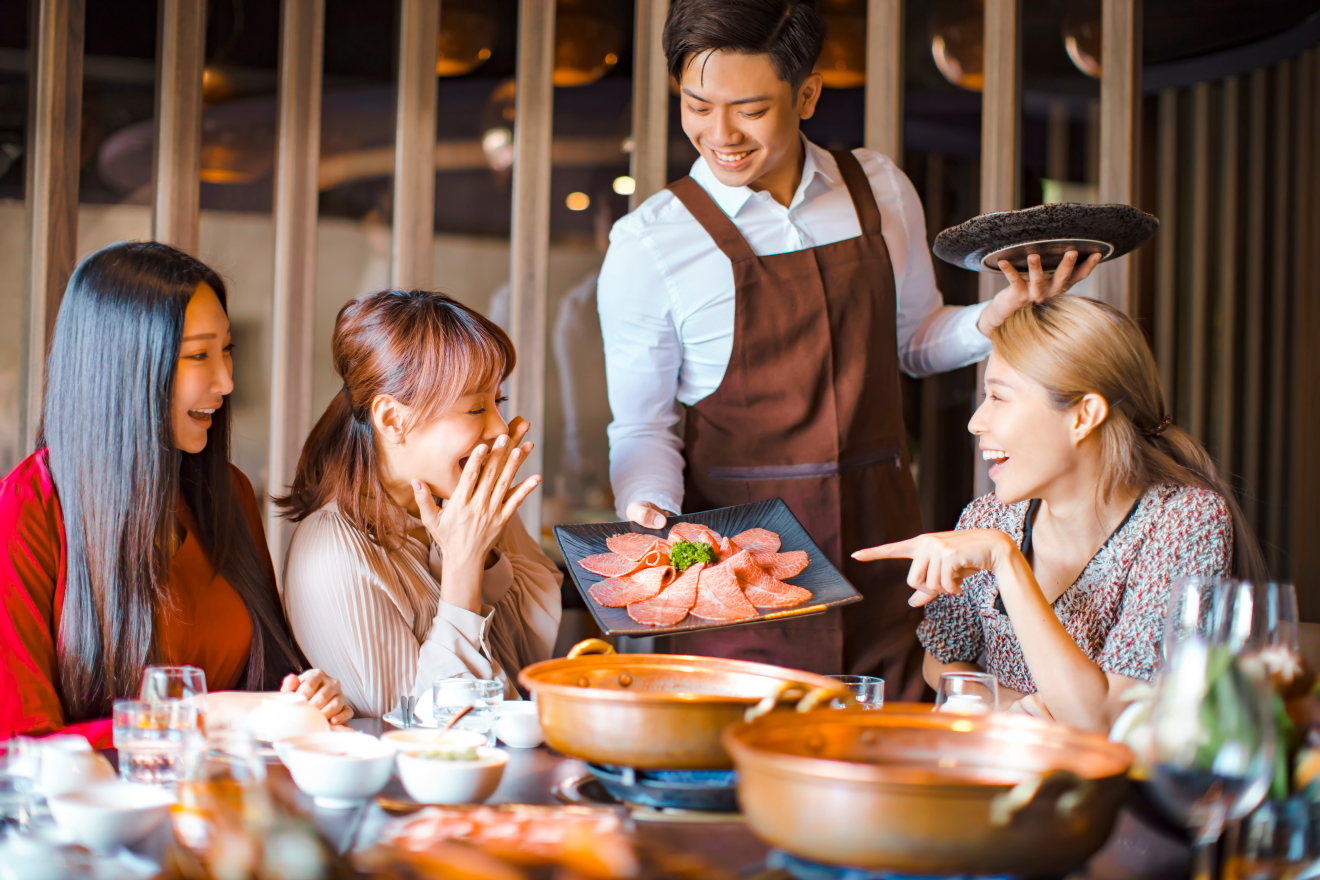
[934,672,998,715]
[1147,576,1279,880]
[141,665,208,722]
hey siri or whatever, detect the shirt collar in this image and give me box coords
[688,134,836,217]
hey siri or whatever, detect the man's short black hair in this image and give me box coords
[662,0,826,90]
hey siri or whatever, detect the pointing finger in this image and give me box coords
[852,539,918,561]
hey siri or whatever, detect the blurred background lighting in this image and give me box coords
[612,175,635,196]
[929,0,985,92]
[566,192,591,211]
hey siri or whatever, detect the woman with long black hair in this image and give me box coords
[0,241,349,746]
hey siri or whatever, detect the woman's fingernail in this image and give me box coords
[495,436,507,448]
[475,445,487,455]
[908,593,922,607]
[411,480,423,491]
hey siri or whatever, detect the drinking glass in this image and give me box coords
[0,739,38,831]
[173,729,269,861]
[112,699,200,785]
[1225,797,1315,880]
[140,665,208,723]
[825,675,885,710]
[432,678,503,744]
[1147,636,1276,880]
[934,672,998,714]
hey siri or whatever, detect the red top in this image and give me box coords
[0,450,268,747]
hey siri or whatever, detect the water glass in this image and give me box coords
[825,675,885,710]
[174,728,268,857]
[934,672,999,715]
[112,699,199,785]
[432,678,503,744]
[0,739,38,831]
[140,665,208,719]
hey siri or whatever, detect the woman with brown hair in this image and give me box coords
[0,242,349,746]
[278,290,562,718]
[855,294,1265,733]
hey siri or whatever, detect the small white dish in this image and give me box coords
[37,745,115,796]
[47,782,175,852]
[278,732,395,809]
[245,693,329,742]
[380,729,487,752]
[396,746,509,804]
[495,702,543,749]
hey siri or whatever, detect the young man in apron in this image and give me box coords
[596,0,1098,697]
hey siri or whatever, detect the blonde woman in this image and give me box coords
[855,294,1264,732]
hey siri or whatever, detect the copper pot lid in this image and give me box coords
[933,203,1159,273]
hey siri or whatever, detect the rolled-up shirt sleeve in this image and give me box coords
[883,154,993,378]
[597,223,688,518]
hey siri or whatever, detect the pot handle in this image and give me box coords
[745,682,853,722]
[566,639,616,659]
[988,769,1094,827]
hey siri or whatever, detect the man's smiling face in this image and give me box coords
[677,49,823,191]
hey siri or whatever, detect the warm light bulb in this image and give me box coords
[815,3,867,89]
[553,3,623,87]
[612,176,636,196]
[929,0,985,92]
[566,192,591,211]
[436,6,500,77]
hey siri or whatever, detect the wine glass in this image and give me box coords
[141,665,208,719]
[934,672,998,715]
[825,675,885,710]
[174,729,269,862]
[1147,635,1276,880]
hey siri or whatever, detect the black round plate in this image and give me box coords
[933,203,1159,273]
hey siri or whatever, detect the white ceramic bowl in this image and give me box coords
[37,746,115,796]
[495,702,544,749]
[396,747,509,804]
[380,729,487,752]
[48,782,175,852]
[245,693,329,742]
[278,732,395,809]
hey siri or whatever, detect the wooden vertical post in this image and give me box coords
[1241,69,1268,531]
[1303,49,1320,606]
[974,0,1020,497]
[21,0,84,453]
[391,0,440,290]
[1266,60,1291,574]
[630,0,669,209]
[1291,51,1314,590]
[152,0,207,252]
[507,0,556,543]
[864,0,903,164]
[266,0,325,574]
[1214,76,1240,479]
[1095,0,1142,314]
[1153,88,1177,404]
[1187,82,1211,444]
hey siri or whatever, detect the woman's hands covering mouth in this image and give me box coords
[410,417,541,612]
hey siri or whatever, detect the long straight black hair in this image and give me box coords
[39,241,305,721]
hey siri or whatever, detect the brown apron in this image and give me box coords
[663,150,928,700]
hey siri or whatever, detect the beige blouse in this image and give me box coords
[281,504,563,717]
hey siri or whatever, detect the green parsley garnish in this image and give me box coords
[669,539,716,572]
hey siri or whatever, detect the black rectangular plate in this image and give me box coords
[552,498,862,637]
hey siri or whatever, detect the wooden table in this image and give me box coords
[268,717,1191,879]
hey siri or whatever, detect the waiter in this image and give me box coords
[597,0,1098,697]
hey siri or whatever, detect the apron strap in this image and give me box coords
[830,149,884,237]
[667,177,756,263]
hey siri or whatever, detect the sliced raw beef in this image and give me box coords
[588,566,675,607]
[578,552,645,578]
[627,562,704,626]
[716,536,744,561]
[689,563,757,620]
[642,545,671,568]
[732,528,782,554]
[751,550,809,580]
[668,522,723,549]
[606,533,666,562]
[726,551,812,609]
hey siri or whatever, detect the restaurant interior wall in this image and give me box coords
[5,0,1320,624]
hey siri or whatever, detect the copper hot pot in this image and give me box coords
[517,639,849,770]
[723,708,1133,876]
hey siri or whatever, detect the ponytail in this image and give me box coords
[992,296,1266,582]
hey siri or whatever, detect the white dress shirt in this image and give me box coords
[596,138,994,518]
